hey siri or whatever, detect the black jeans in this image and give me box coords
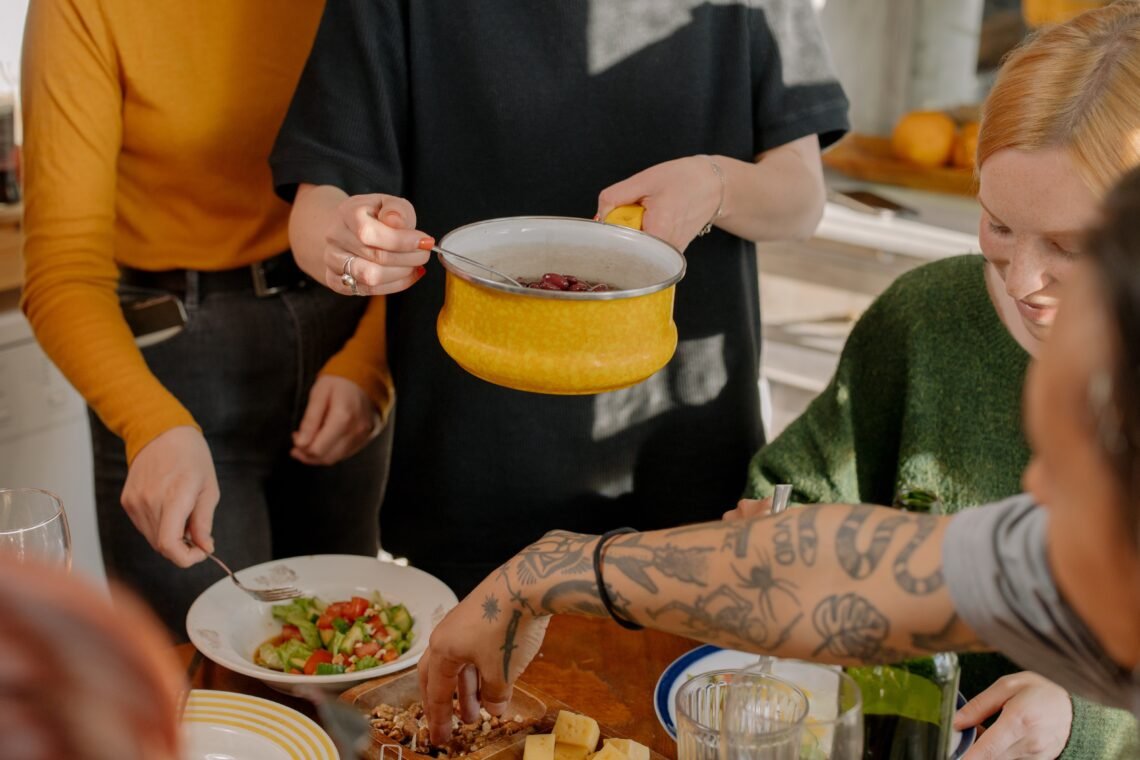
[90,278,391,638]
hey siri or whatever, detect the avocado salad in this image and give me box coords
[254,592,414,676]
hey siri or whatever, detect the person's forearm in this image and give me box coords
[484,505,984,674]
[713,135,827,242]
[289,183,349,280]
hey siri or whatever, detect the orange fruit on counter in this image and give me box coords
[952,121,981,170]
[891,110,957,169]
[603,204,645,230]
[1022,0,1106,27]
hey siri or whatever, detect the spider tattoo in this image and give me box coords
[733,550,799,622]
[481,594,501,622]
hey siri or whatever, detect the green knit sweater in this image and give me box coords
[746,255,1137,758]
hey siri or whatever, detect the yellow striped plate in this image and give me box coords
[182,689,339,760]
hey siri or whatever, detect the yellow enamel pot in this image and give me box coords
[436,216,686,395]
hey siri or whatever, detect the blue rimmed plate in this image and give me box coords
[653,645,977,758]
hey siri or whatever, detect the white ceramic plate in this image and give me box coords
[181,689,338,760]
[653,645,976,758]
[186,554,457,693]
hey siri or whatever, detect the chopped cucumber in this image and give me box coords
[285,611,321,649]
[389,604,413,634]
[257,642,282,670]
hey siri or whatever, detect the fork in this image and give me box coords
[185,538,301,602]
[770,483,793,515]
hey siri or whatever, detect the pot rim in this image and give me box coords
[436,215,686,300]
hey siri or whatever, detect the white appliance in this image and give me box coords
[0,307,106,588]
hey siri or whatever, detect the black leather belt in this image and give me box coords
[119,252,310,298]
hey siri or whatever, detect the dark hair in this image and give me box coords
[1085,165,1140,541]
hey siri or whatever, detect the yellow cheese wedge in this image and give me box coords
[553,710,601,749]
[553,742,591,760]
[591,744,629,760]
[603,204,645,230]
[524,734,557,760]
[603,738,649,760]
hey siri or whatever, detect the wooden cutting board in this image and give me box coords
[823,134,977,197]
[343,671,670,760]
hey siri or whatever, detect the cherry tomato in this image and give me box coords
[316,614,334,630]
[382,648,399,662]
[281,624,303,642]
[303,649,334,675]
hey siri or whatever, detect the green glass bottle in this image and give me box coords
[845,486,961,759]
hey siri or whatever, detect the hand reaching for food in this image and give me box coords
[121,425,219,567]
[418,570,551,745]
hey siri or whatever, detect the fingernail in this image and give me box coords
[417,237,435,251]
[592,214,600,221]
[484,700,509,715]
[416,266,427,277]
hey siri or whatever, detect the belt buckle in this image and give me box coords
[250,261,285,298]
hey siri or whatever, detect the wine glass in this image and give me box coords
[0,488,71,570]
[676,669,808,760]
[726,660,864,759]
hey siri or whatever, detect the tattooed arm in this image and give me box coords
[418,504,985,743]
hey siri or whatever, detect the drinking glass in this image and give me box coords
[676,669,807,760]
[0,488,71,569]
[730,660,864,759]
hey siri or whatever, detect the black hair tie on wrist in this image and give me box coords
[593,527,643,630]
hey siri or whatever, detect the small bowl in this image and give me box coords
[186,554,457,694]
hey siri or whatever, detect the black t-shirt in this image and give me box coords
[272,0,849,595]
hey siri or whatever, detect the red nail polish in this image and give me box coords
[417,237,436,251]
[416,266,427,277]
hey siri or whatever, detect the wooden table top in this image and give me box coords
[178,615,699,759]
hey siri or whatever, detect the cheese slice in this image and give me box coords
[591,744,629,760]
[553,710,601,749]
[553,742,591,760]
[524,734,557,760]
[603,738,649,760]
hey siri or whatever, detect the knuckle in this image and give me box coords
[1011,709,1041,737]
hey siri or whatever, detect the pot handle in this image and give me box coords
[601,204,645,231]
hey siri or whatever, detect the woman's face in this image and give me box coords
[1023,264,1140,669]
[978,148,1100,351]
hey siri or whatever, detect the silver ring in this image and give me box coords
[340,255,360,295]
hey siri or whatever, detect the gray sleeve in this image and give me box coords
[944,495,1138,714]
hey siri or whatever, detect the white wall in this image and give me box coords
[819,0,984,135]
[0,1,29,87]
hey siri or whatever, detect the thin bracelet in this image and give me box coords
[697,155,726,237]
[593,527,643,630]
